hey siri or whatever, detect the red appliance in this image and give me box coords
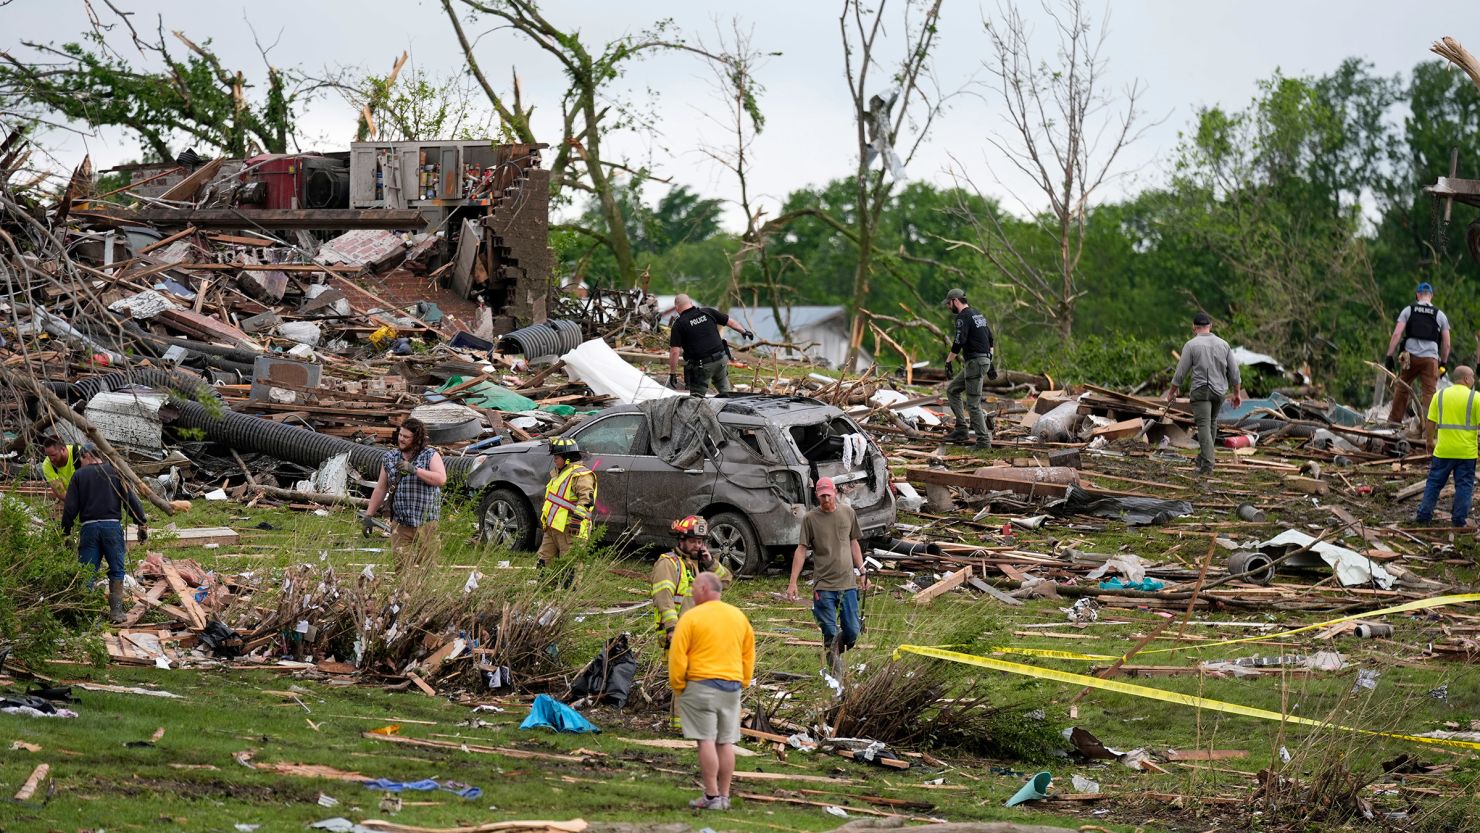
[237,154,349,210]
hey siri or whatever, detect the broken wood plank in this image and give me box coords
[160,561,207,631]
[405,672,437,697]
[1165,749,1250,761]
[14,762,48,801]
[361,731,587,763]
[75,207,428,230]
[914,566,972,605]
[906,466,1075,498]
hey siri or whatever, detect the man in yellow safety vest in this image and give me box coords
[652,515,733,648]
[1415,365,1479,527]
[538,436,597,580]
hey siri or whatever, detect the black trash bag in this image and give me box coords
[198,620,244,659]
[1050,486,1192,527]
[0,693,57,714]
[26,685,76,703]
[569,633,638,708]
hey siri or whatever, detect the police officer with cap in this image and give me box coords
[667,294,754,396]
[1385,281,1451,425]
[943,288,996,448]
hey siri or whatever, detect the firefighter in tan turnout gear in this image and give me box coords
[537,437,597,581]
[653,515,733,733]
[652,515,733,648]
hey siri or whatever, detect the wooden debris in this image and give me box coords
[14,763,49,801]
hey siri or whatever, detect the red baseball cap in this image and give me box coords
[815,477,837,496]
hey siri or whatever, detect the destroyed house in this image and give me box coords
[99,141,553,330]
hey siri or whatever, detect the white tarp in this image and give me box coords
[1231,346,1285,372]
[1258,529,1396,590]
[560,339,681,405]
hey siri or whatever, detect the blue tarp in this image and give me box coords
[361,778,482,799]
[519,693,600,733]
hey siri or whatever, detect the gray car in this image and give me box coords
[462,394,896,575]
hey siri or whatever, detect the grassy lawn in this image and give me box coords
[4,434,1480,832]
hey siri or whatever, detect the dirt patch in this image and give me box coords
[81,775,322,804]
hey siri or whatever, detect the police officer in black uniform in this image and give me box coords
[667,294,754,396]
[943,288,996,447]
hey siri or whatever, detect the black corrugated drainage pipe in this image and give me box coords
[66,369,476,480]
[495,319,584,360]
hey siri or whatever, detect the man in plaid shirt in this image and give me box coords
[366,418,447,571]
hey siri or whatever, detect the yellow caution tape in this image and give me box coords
[985,593,1480,664]
[895,644,1480,752]
[991,645,1118,662]
[1136,593,1480,656]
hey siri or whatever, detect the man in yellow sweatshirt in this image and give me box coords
[669,572,755,811]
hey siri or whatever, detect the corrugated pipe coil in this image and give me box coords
[66,369,476,480]
[495,319,584,360]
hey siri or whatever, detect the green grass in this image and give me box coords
[5,439,1480,832]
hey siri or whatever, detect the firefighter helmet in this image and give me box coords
[549,436,582,459]
[671,515,709,539]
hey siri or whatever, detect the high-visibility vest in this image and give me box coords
[652,552,732,631]
[652,552,694,631]
[540,463,596,538]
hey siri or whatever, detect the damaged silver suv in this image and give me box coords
[463,394,896,575]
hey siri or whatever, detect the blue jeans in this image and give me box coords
[78,520,127,581]
[812,588,860,652]
[1417,457,1476,526]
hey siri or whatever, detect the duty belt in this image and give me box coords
[686,350,726,365]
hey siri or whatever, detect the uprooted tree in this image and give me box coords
[0,3,315,160]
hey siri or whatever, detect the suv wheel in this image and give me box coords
[707,511,763,576]
[478,487,535,550]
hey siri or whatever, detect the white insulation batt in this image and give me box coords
[561,339,681,405]
[1259,529,1396,590]
[84,391,167,452]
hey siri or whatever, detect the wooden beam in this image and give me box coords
[905,466,1072,498]
[914,566,972,605]
[75,208,428,230]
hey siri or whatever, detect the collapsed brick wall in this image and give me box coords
[485,167,552,328]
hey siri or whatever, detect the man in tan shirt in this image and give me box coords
[784,477,867,676]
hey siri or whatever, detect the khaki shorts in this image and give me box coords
[678,683,741,744]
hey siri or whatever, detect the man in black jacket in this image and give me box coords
[667,294,754,396]
[61,445,147,623]
[943,288,995,448]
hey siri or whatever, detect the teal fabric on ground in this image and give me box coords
[440,376,539,411]
[520,693,599,733]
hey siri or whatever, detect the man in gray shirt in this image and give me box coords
[1384,281,1450,425]
[1166,313,1245,476]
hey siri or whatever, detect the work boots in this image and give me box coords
[108,579,125,624]
[943,427,971,443]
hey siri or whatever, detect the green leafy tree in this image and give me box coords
[1171,59,1402,399]
[0,8,310,159]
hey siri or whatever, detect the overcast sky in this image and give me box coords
[6,0,1479,227]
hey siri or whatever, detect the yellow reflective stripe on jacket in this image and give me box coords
[540,464,595,537]
[1435,385,1480,432]
[653,552,693,630]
